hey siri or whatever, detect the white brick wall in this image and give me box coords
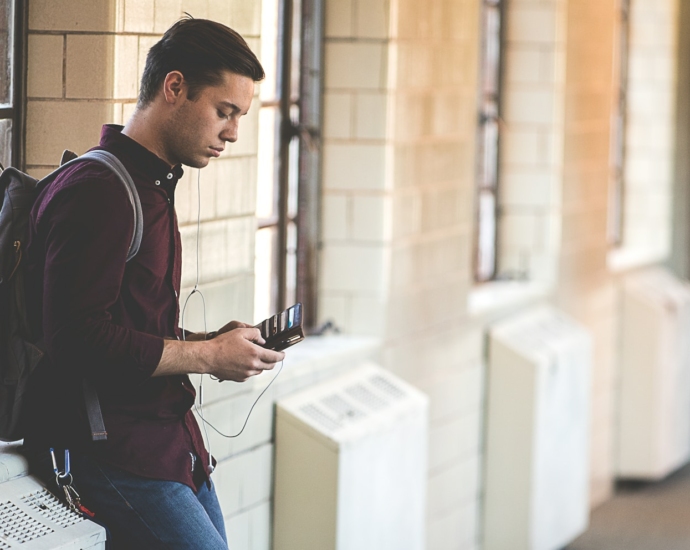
[498,0,568,284]
[613,0,680,266]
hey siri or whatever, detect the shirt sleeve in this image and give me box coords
[39,172,164,387]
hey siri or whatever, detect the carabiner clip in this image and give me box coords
[50,448,73,487]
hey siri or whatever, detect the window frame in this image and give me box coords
[294,0,324,329]
[608,0,631,247]
[0,0,27,170]
[255,0,323,329]
[474,0,506,283]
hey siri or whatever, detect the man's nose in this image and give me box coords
[221,121,239,143]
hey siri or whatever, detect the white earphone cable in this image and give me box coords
[180,169,285,473]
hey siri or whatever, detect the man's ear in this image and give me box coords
[162,71,186,104]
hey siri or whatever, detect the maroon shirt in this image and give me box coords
[23,125,211,490]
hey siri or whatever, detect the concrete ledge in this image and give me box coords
[468,280,551,317]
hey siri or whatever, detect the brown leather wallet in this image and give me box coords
[256,303,305,351]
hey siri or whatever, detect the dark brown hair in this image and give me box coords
[138,16,265,106]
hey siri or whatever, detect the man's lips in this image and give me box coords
[210,147,224,157]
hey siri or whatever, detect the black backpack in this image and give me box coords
[0,149,143,442]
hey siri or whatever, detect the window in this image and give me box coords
[609,0,631,246]
[474,0,504,282]
[0,0,26,170]
[255,0,323,327]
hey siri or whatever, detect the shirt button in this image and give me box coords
[155,180,161,186]
[167,173,174,180]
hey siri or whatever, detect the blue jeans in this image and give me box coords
[27,449,228,550]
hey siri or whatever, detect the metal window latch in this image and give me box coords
[285,122,321,153]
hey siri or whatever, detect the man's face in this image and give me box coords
[163,70,255,168]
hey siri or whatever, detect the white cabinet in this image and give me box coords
[273,363,428,550]
[484,306,592,550]
[617,267,690,479]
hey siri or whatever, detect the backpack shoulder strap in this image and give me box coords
[46,150,144,443]
[70,150,143,262]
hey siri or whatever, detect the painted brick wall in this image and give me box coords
[385,1,483,549]
[556,0,619,507]
[319,0,392,337]
[499,0,568,284]
[320,0,485,548]
[612,0,680,268]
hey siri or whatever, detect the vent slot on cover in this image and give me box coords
[300,403,342,432]
[0,500,54,544]
[322,394,365,421]
[297,373,411,435]
[21,488,83,528]
[369,374,406,399]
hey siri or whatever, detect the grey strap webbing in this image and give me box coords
[56,149,143,261]
[82,379,108,442]
[52,149,144,441]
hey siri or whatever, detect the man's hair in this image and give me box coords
[138,16,265,106]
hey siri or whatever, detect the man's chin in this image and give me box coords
[183,157,211,169]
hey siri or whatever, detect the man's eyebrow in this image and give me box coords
[219,101,245,114]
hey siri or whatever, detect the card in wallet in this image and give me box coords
[256,302,305,351]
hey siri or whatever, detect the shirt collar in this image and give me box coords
[98,124,184,186]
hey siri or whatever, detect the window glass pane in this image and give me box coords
[608,0,630,246]
[0,119,11,169]
[286,221,297,306]
[254,227,278,323]
[0,0,14,108]
[260,0,280,103]
[476,0,502,282]
[480,108,499,189]
[476,190,497,281]
[256,107,280,219]
[290,0,302,101]
[482,3,501,95]
[287,104,300,219]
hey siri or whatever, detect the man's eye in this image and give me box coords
[217,110,229,119]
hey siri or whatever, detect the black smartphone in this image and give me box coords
[256,303,305,351]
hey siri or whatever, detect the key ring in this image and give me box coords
[48,448,96,518]
[56,472,74,487]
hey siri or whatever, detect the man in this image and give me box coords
[21,17,283,549]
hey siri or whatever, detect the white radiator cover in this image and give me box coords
[0,475,106,549]
[273,362,428,550]
[617,267,690,479]
[484,306,592,550]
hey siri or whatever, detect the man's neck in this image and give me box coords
[122,109,175,167]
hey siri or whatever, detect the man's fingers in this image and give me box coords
[219,320,254,334]
[240,330,287,363]
[257,348,285,365]
[240,327,265,345]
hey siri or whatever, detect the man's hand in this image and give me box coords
[216,319,254,336]
[206,327,284,382]
[154,325,285,381]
